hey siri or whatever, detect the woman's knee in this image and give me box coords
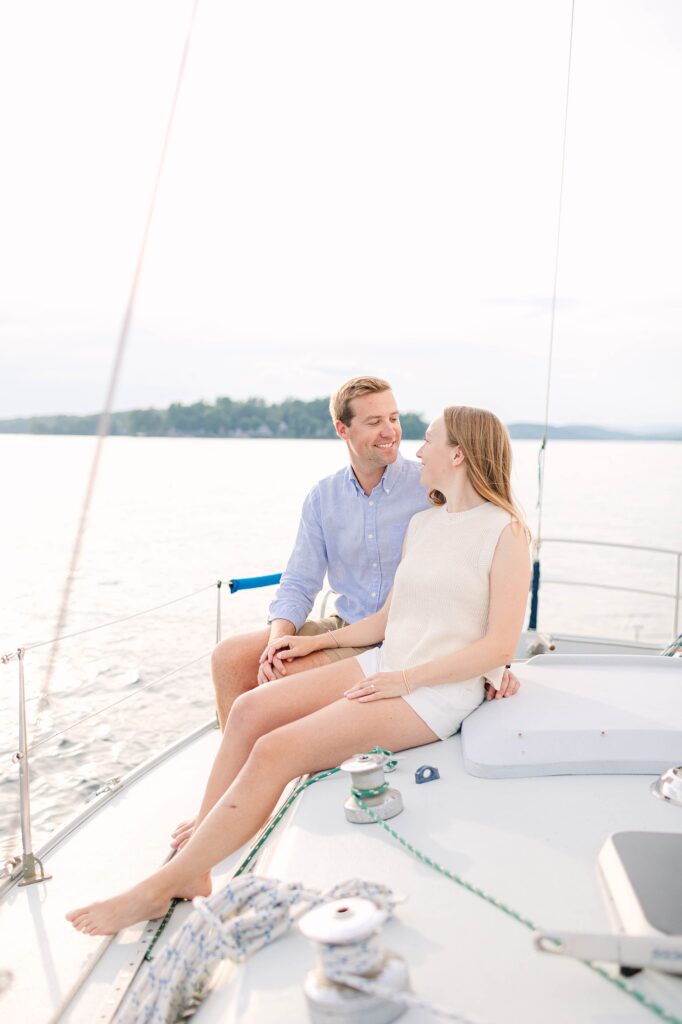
[225,688,270,743]
[247,727,306,780]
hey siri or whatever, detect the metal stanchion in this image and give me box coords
[13,648,50,886]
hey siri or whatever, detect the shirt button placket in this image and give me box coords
[368,495,379,610]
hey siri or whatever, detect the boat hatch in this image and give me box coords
[599,832,682,939]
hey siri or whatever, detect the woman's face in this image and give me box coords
[416,416,459,490]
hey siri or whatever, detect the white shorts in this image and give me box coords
[354,647,486,741]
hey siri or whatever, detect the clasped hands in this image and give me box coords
[257,635,405,699]
[257,634,318,684]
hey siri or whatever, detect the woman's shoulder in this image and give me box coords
[404,505,440,538]
[484,502,513,525]
[410,505,441,526]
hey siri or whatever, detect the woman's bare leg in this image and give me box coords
[169,647,352,847]
[171,658,365,849]
[67,693,437,935]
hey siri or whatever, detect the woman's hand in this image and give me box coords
[484,666,520,700]
[258,634,321,677]
[344,671,408,702]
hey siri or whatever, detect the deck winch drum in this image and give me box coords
[339,752,403,824]
[299,896,409,1023]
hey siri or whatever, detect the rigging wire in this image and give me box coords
[529,0,576,630]
[536,0,576,544]
[41,0,202,701]
[3,582,216,658]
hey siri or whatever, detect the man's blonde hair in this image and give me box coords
[329,376,393,426]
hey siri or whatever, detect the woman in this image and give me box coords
[67,406,530,935]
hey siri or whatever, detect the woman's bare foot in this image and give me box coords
[174,873,212,901]
[66,879,171,936]
[170,818,196,851]
[66,873,214,935]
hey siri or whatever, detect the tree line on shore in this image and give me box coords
[0,398,678,440]
[0,397,429,439]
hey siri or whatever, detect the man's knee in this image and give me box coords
[284,648,333,676]
[211,631,265,689]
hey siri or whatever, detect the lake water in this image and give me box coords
[1,435,681,860]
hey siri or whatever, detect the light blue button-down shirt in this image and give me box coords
[268,455,430,630]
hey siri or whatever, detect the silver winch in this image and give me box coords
[299,896,409,1024]
[651,764,682,807]
[339,752,403,824]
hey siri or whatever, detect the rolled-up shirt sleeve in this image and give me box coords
[268,487,328,631]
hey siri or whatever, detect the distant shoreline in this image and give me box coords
[1,430,679,441]
[0,397,679,443]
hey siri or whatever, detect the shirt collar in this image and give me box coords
[381,454,404,493]
[345,454,404,496]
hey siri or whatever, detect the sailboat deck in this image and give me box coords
[2,659,682,1023]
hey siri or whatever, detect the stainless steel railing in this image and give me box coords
[533,537,682,639]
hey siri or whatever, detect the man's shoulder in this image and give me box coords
[306,463,352,500]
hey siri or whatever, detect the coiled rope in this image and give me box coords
[117,876,397,1024]
[118,874,483,1024]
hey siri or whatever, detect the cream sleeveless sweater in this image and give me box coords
[382,501,511,675]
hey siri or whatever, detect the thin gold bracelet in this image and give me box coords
[402,669,411,694]
[326,629,341,648]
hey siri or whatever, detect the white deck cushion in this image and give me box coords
[461,655,682,778]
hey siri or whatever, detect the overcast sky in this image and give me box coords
[1,0,681,428]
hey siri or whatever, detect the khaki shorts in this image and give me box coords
[297,615,378,663]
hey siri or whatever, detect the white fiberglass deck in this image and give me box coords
[191,739,682,1024]
[2,656,682,1024]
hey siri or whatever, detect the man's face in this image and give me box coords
[336,390,402,470]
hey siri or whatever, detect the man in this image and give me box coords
[211,376,519,728]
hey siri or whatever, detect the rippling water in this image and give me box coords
[1,435,681,860]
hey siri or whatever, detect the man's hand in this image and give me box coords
[258,634,322,681]
[256,653,285,686]
[485,666,520,701]
[257,619,297,685]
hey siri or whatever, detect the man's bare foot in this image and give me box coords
[170,818,196,850]
[66,879,171,936]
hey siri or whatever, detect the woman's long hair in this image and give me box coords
[429,405,529,537]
